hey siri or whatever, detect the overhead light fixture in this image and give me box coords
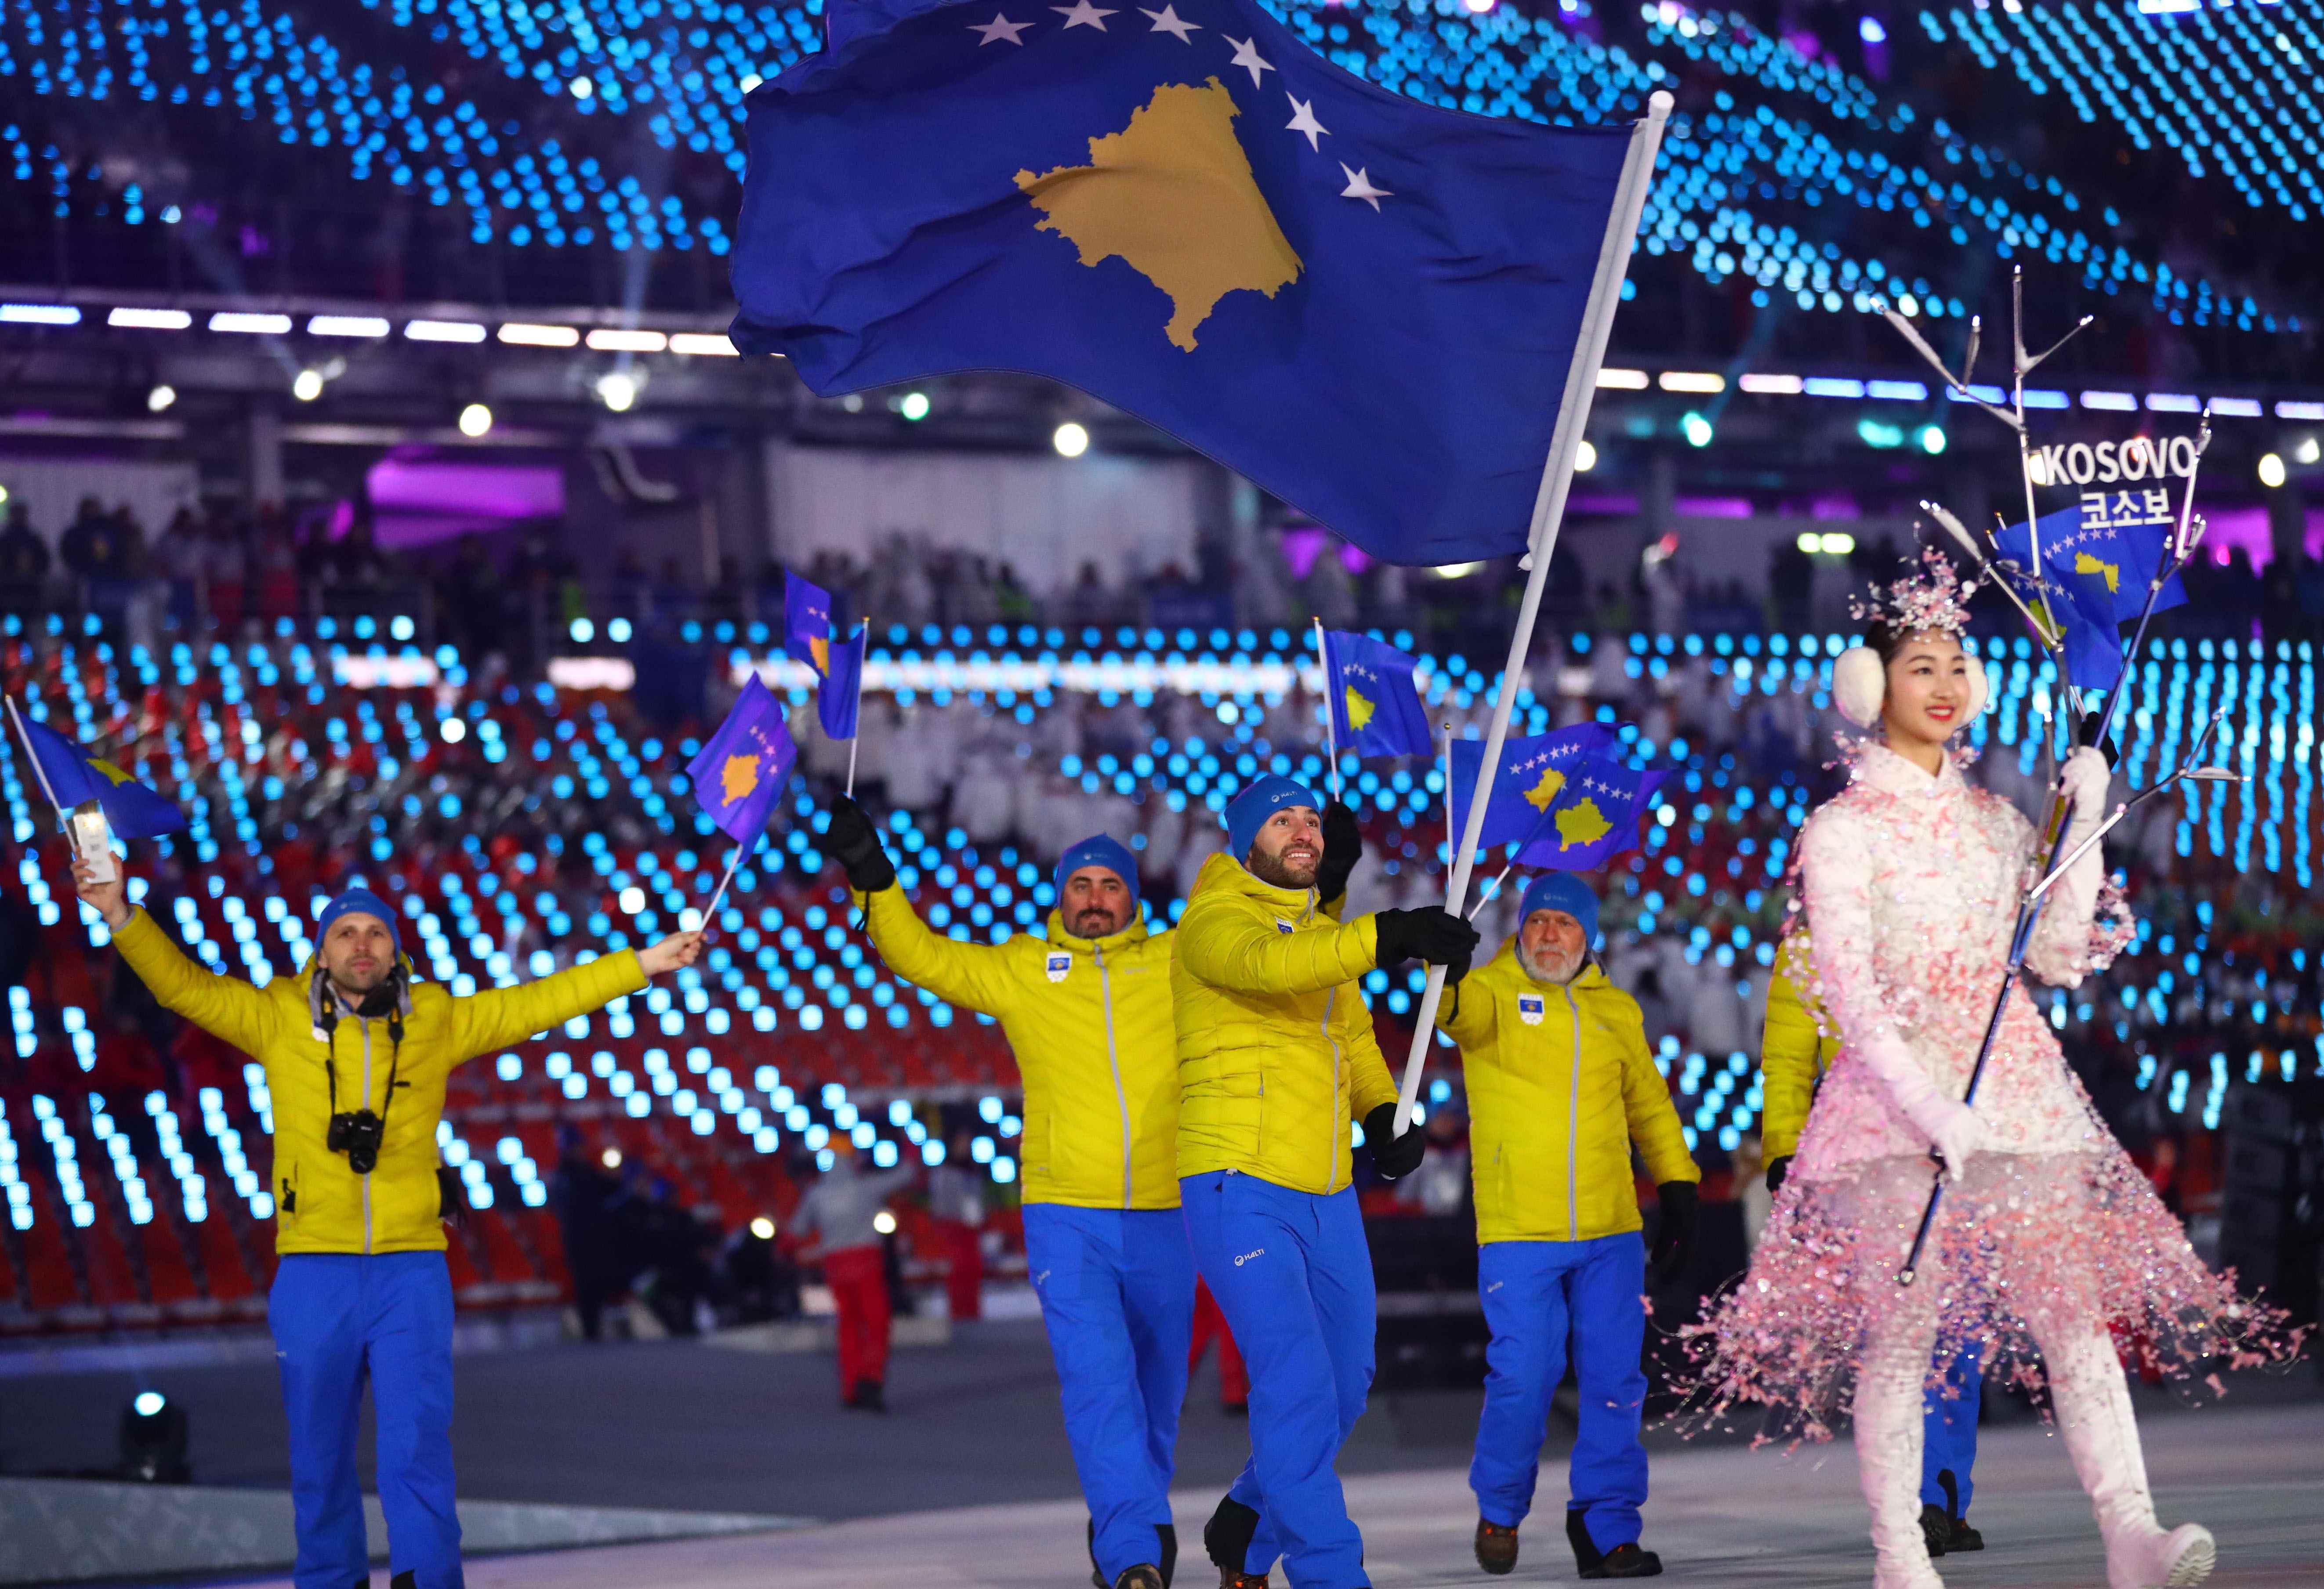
[1052,421,1089,458]
[406,319,486,344]
[667,332,738,357]
[1,303,81,326]
[146,384,177,414]
[585,328,667,353]
[457,402,493,438]
[1680,411,1713,447]
[109,307,192,330]
[1434,561,1480,579]
[1738,373,1804,395]
[2258,452,2287,489]
[1596,368,1650,390]
[308,315,389,338]
[595,370,639,413]
[499,322,580,347]
[1658,371,1724,393]
[898,391,931,422]
[1575,439,1598,472]
[292,369,325,402]
[208,312,291,334]
[1858,417,1905,449]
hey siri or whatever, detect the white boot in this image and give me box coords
[1856,1339,1945,1589]
[2046,1327,2215,1589]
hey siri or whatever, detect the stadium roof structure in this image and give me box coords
[0,0,2313,383]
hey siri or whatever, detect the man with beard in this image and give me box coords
[825,798,1187,1589]
[1175,776,1478,1589]
[1438,872,1697,1581]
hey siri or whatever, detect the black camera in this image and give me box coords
[328,1109,386,1176]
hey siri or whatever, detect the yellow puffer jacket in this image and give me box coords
[112,908,644,1256]
[1172,852,1395,1195]
[1439,945,1697,1244]
[1759,930,1840,1162]
[860,887,1180,1210]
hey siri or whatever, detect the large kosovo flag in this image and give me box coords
[1994,504,2187,694]
[729,0,1641,565]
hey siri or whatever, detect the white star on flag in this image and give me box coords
[1139,4,1201,41]
[1286,94,1328,150]
[1338,163,1391,210]
[969,10,1034,43]
[1225,35,1275,89]
[1051,0,1117,27]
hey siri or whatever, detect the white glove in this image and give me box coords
[1860,1031,1986,1184]
[1898,1086,1987,1185]
[2057,745,2112,836]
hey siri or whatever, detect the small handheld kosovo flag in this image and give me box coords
[1994,503,2187,694]
[785,572,838,679]
[729,0,1647,567]
[686,674,800,843]
[1448,723,1617,852]
[820,623,869,742]
[1503,754,1670,871]
[1320,631,1430,760]
[12,713,188,838]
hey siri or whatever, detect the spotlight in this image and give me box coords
[291,369,324,402]
[595,371,638,413]
[120,1390,190,1483]
[897,391,930,422]
[1915,424,1947,455]
[750,1215,776,1240]
[1051,421,1089,458]
[872,1209,898,1235]
[146,384,177,414]
[457,402,493,439]
[2258,452,2286,489]
[1680,411,1713,448]
[600,1147,622,1169]
[1575,439,1598,472]
[2297,437,2321,466]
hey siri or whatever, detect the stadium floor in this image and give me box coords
[2,1320,2316,1585]
[222,1401,2324,1589]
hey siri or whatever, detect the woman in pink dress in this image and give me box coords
[1683,554,2289,1589]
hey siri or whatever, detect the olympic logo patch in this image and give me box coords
[1045,952,1073,984]
[1516,992,1546,1026]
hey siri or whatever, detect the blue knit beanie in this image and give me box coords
[1225,775,1323,864]
[1519,872,1599,948]
[317,887,402,958]
[1054,833,1139,901]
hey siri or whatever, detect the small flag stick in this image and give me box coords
[844,618,871,798]
[1313,618,1342,804]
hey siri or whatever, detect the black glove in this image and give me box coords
[1764,1155,1792,1196]
[2076,710,2119,768]
[1315,800,1362,908]
[1372,907,1479,984]
[1364,1103,1425,1181]
[823,795,896,894]
[1649,1181,1699,1287]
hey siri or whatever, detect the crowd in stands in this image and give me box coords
[0,532,2315,1333]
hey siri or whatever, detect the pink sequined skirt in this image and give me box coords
[1675,1144,2301,1445]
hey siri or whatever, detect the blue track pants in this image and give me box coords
[1922,1340,1983,1512]
[1182,1171,1376,1589]
[1470,1236,1650,1554]
[1023,1203,1196,1582]
[269,1251,463,1589]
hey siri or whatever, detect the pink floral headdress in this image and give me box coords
[1847,546,1978,636]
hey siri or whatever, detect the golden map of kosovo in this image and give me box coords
[1555,797,1613,849]
[1343,689,1375,733]
[1016,78,1303,352]
[2074,551,2120,594]
[721,755,761,804]
[1523,766,1567,812]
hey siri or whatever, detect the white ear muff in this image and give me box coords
[1832,646,1886,729]
[1963,658,1990,723]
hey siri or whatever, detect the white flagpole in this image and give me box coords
[703,841,748,924]
[6,696,69,824]
[1438,723,1457,909]
[1313,618,1343,803]
[843,618,870,798]
[1392,90,1672,1138]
